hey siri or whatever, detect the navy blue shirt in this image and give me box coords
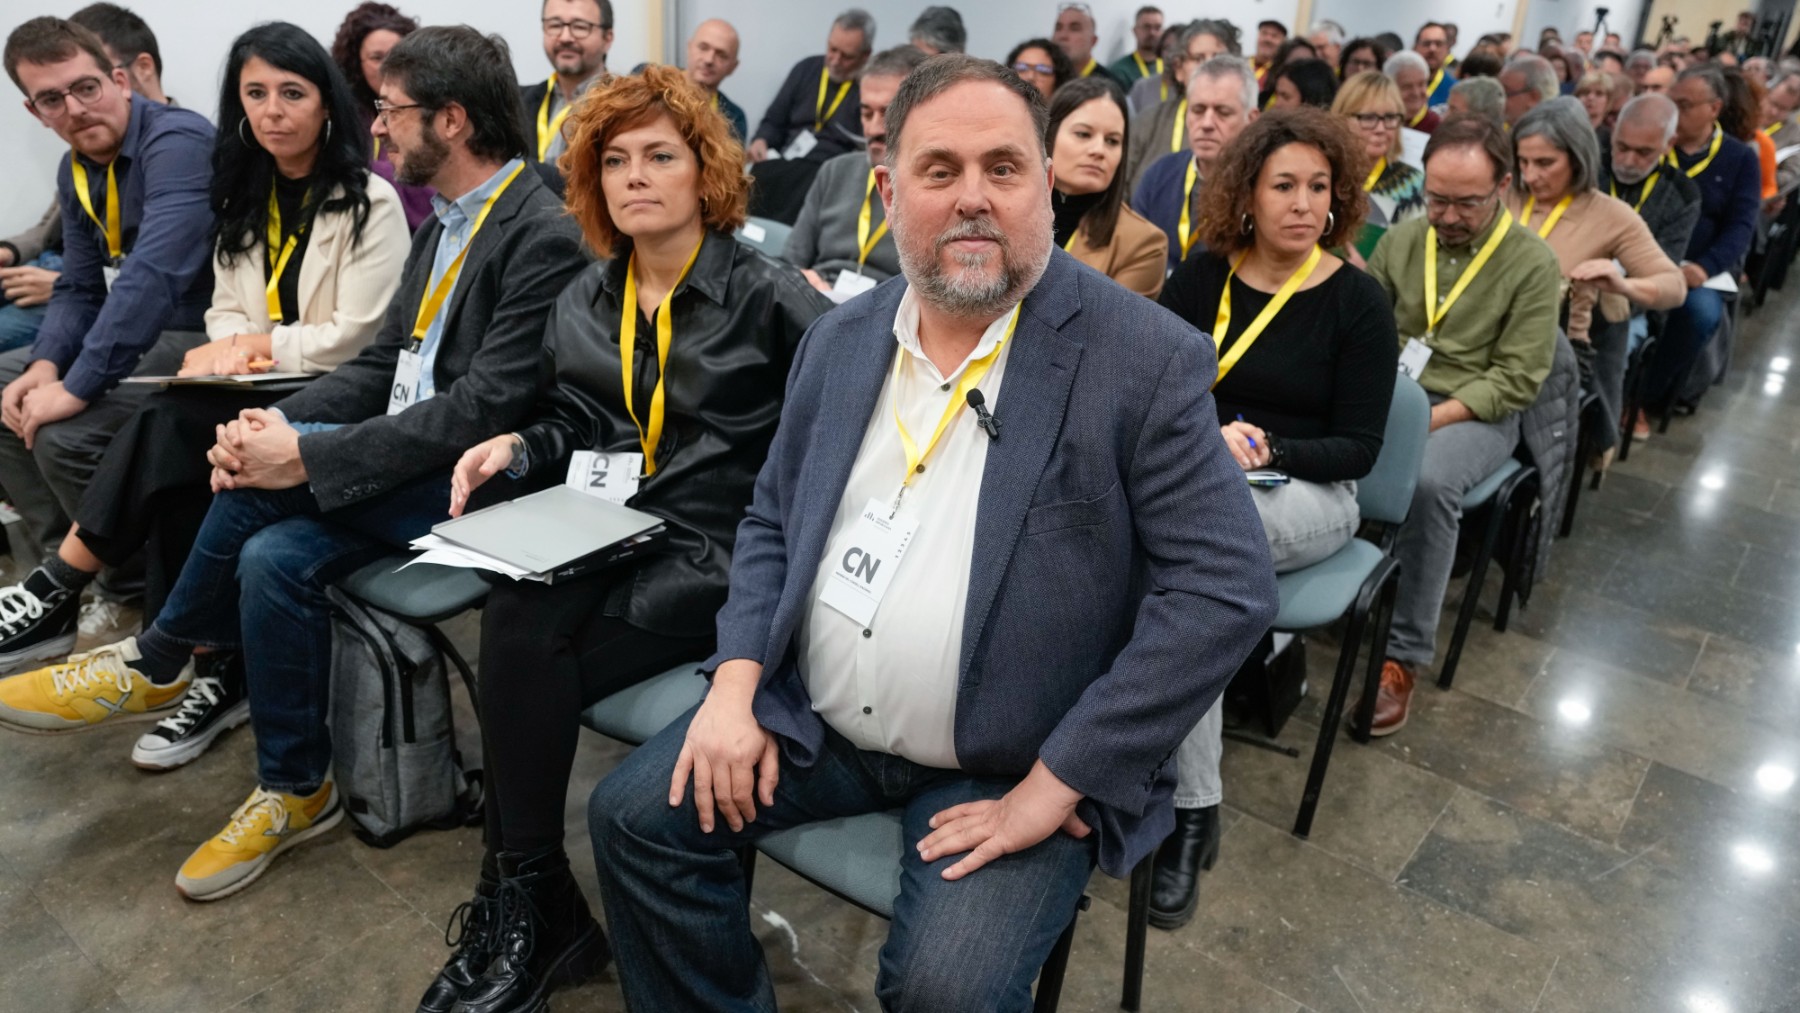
[752,54,861,164]
[37,93,214,401]
[1132,150,1200,272]
[1671,128,1761,278]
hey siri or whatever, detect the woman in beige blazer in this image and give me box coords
[1047,77,1170,299]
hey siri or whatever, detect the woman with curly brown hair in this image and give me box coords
[329,1,434,228]
[417,66,829,1013]
[1147,107,1398,933]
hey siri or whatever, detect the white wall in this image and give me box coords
[0,0,659,229]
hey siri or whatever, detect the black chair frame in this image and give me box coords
[1438,465,1540,689]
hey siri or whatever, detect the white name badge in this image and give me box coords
[782,131,819,161]
[829,269,877,304]
[102,263,121,293]
[819,497,919,628]
[1398,337,1434,379]
[387,348,425,416]
[565,450,643,505]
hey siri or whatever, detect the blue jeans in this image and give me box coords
[0,251,60,353]
[150,469,457,794]
[1643,286,1724,410]
[589,709,1096,1012]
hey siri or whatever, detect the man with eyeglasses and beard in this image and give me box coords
[0,16,212,608]
[520,0,614,194]
[1362,113,1561,737]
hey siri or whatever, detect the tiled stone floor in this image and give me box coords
[7,289,1800,1012]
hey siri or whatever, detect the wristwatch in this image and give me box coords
[1263,432,1286,471]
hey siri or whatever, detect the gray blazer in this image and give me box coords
[274,165,585,511]
[706,250,1280,877]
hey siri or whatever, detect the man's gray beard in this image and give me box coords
[890,196,1054,319]
[1612,160,1653,185]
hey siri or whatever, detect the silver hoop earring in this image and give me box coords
[1326,211,1336,234]
[324,118,332,144]
[1240,214,1254,235]
[238,117,256,148]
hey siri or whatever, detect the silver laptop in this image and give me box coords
[431,485,664,573]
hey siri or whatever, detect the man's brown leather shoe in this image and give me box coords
[1368,660,1416,737]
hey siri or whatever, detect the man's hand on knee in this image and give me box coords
[19,380,88,450]
[918,759,1089,882]
[670,660,778,834]
[2,360,59,437]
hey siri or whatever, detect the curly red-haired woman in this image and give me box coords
[418,66,830,1013]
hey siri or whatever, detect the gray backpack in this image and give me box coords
[326,586,483,848]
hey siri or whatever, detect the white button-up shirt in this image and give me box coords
[800,287,1019,770]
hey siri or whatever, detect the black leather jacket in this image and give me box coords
[516,228,831,637]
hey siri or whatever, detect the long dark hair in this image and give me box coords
[1274,58,1339,108]
[211,22,372,267]
[1046,76,1130,248]
[330,2,418,115]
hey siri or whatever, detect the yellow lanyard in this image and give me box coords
[70,158,122,261]
[1409,103,1429,127]
[1169,110,1184,153]
[264,185,309,323]
[1426,66,1445,99]
[1364,158,1387,192]
[1609,170,1660,213]
[372,136,381,161]
[1160,79,1169,102]
[1212,245,1322,388]
[1063,228,1080,252]
[893,304,1020,490]
[620,239,704,477]
[815,65,852,132]
[1424,208,1512,334]
[1670,124,1723,178]
[411,162,525,343]
[1520,193,1572,239]
[1177,158,1201,260]
[1133,53,1163,80]
[856,170,889,269]
[536,76,575,161]
[1081,58,1100,77]
[1763,120,1785,137]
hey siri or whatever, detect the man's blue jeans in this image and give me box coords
[0,250,61,353]
[1643,286,1725,410]
[589,708,1096,1012]
[150,470,457,794]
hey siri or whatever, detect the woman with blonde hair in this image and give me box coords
[1574,70,1615,132]
[1331,70,1424,259]
[417,65,828,1013]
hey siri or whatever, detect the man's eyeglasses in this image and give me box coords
[1012,61,1055,76]
[1351,112,1404,129]
[1423,187,1501,214]
[28,75,105,116]
[543,18,608,39]
[373,100,427,124]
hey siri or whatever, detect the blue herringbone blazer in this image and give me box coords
[705,249,1278,877]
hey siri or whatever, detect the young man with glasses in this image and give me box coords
[520,0,614,194]
[0,16,212,638]
[1362,114,1562,735]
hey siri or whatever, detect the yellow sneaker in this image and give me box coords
[0,637,192,733]
[176,783,343,902]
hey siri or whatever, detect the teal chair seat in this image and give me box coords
[338,556,491,624]
[734,216,792,259]
[579,665,707,745]
[1460,457,1522,510]
[756,812,906,917]
[1273,540,1388,631]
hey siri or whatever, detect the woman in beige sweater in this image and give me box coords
[1506,98,1684,452]
[1046,77,1170,299]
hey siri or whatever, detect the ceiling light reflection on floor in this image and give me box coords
[1731,841,1776,875]
[1686,991,1732,1013]
[1755,764,1796,794]
[1772,356,1791,373]
[1699,471,1727,491]
[1556,698,1592,725]
[1765,377,1785,396]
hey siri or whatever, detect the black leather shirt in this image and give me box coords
[517,228,832,637]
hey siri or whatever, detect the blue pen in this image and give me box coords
[1236,414,1256,448]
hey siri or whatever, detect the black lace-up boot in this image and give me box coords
[418,855,502,1013]
[452,846,609,1013]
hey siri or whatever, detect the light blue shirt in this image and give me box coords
[412,158,524,402]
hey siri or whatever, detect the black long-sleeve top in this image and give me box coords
[1160,251,1397,483]
[751,54,862,164]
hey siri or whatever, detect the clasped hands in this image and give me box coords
[1,360,86,450]
[670,660,1089,881]
[206,408,306,491]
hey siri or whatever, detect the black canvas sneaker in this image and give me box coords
[131,652,249,771]
[0,578,81,673]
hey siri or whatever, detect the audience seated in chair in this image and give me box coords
[587,54,1277,1012]
[1151,106,1397,930]
[0,25,585,906]
[0,22,410,774]
[330,1,436,231]
[1052,1,1128,90]
[1108,6,1166,91]
[745,8,874,224]
[1362,113,1562,735]
[1333,71,1426,264]
[520,0,615,196]
[0,203,62,354]
[1386,51,1441,133]
[0,15,214,608]
[1123,19,1237,198]
[1414,22,1457,108]
[1134,55,1259,271]
[1598,94,1702,379]
[1637,66,1762,432]
[1046,76,1168,298]
[783,45,925,297]
[1500,54,1559,128]
[1124,22,1185,115]
[415,66,828,1013]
